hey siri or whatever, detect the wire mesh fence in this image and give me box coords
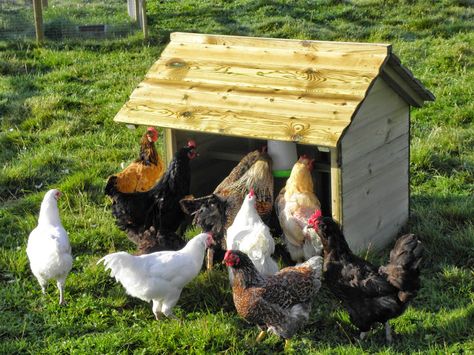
[0,0,142,41]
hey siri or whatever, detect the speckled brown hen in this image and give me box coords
[224,250,323,349]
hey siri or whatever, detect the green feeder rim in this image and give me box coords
[272,169,292,178]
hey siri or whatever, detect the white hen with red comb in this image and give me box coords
[27,189,73,305]
[226,190,278,281]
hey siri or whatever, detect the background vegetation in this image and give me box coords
[1,0,473,353]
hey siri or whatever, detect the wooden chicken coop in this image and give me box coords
[113,32,434,252]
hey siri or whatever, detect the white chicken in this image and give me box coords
[26,189,73,305]
[276,156,322,263]
[98,232,214,320]
[226,189,279,281]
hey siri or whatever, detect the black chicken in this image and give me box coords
[105,140,197,253]
[312,215,423,343]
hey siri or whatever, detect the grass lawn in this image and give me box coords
[1,0,473,353]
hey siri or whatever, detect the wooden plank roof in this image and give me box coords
[114,32,434,148]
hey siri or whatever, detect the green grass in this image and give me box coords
[1,0,473,353]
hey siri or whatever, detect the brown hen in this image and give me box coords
[108,127,164,193]
[224,249,323,349]
[214,148,274,227]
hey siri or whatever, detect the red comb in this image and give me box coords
[147,127,158,142]
[187,139,196,148]
[308,209,322,229]
[248,188,255,197]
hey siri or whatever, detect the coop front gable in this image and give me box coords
[340,77,410,252]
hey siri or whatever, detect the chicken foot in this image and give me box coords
[256,330,267,342]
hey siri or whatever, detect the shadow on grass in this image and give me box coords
[410,194,474,268]
[148,0,474,42]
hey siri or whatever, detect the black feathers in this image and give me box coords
[106,145,195,252]
[317,217,423,334]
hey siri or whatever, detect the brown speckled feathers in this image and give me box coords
[226,250,322,339]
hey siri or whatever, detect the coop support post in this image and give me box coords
[32,0,44,44]
[41,0,48,8]
[164,128,176,167]
[139,0,149,40]
[330,147,342,224]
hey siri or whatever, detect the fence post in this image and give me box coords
[134,0,139,22]
[139,0,148,40]
[32,0,44,43]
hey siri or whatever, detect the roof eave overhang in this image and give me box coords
[380,54,435,108]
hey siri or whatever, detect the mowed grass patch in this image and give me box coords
[1,0,473,354]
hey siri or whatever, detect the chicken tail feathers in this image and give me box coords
[380,234,423,302]
[97,252,140,284]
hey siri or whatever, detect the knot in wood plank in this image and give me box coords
[166,58,188,69]
[177,110,193,119]
[287,121,310,142]
[302,68,320,81]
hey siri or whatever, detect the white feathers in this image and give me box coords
[97,232,211,319]
[302,225,324,261]
[301,255,323,289]
[227,192,279,278]
[26,189,72,305]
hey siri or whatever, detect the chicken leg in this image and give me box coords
[385,322,393,343]
[38,277,47,295]
[152,300,164,320]
[57,279,66,305]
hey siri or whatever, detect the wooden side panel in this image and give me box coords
[340,78,410,252]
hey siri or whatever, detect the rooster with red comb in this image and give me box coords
[105,139,198,254]
[105,127,164,194]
